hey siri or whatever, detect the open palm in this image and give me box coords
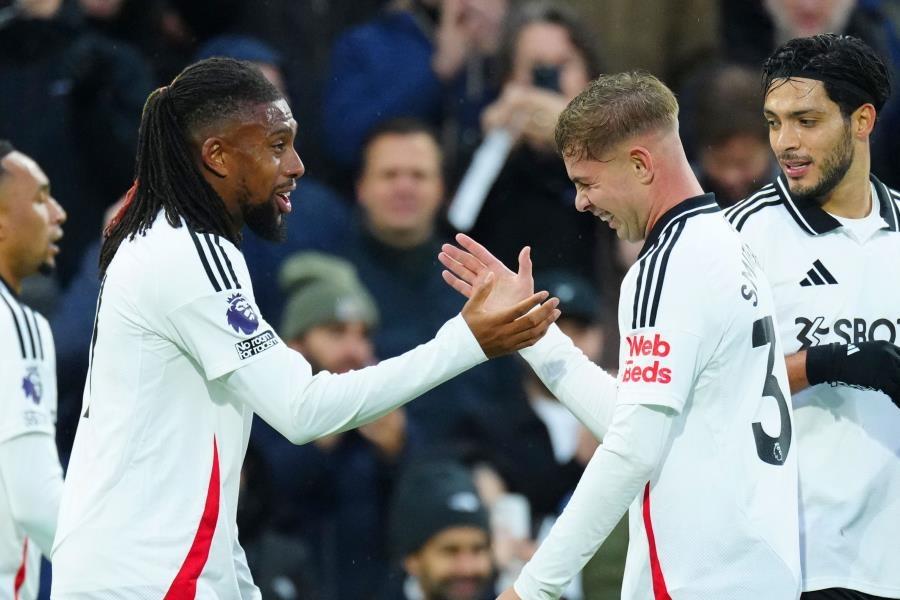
[439,233,536,312]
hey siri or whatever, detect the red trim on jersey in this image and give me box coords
[13,538,27,600]
[642,483,671,600]
[164,438,220,600]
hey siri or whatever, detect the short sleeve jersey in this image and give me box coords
[52,212,288,599]
[726,174,900,596]
[0,278,56,600]
[615,195,800,600]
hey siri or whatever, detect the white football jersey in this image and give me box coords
[616,195,800,599]
[727,175,900,596]
[51,210,485,599]
[0,278,56,600]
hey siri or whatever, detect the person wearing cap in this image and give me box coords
[385,459,494,600]
[250,251,421,600]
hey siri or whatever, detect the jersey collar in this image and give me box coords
[773,173,900,235]
[0,273,19,300]
[639,193,719,259]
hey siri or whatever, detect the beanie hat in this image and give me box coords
[278,252,379,340]
[388,460,490,559]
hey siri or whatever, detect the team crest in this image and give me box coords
[22,367,42,404]
[226,293,259,335]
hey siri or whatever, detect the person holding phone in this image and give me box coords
[467,1,605,279]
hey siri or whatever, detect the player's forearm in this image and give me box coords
[228,315,486,445]
[0,433,63,557]
[514,403,673,600]
[786,351,810,394]
[519,324,618,439]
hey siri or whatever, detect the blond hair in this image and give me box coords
[555,72,679,161]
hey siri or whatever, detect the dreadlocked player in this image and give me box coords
[51,58,560,599]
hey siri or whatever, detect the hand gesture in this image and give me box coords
[358,409,407,459]
[461,270,559,358]
[440,233,536,313]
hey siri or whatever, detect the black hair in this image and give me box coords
[762,34,891,118]
[99,57,282,276]
[495,1,604,86]
[0,140,14,178]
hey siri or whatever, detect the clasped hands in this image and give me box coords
[446,233,556,358]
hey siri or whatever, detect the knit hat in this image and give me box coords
[278,252,379,340]
[389,460,490,559]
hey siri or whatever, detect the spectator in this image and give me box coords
[469,1,604,279]
[322,0,509,185]
[682,64,779,207]
[338,117,521,443]
[384,459,494,600]
[251,252,418,600]
[0,0,153,287]
[561,0,719,91]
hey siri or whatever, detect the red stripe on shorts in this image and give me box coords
[13,538,27,600]
[642,482,671,600]
[164,438,220,600]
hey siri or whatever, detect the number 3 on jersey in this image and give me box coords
[752,315,792,465]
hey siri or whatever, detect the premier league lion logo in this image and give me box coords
[22,367,42,404]
[226,293,259,335]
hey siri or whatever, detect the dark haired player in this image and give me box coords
[726,34,900,600]
[50,58,560,598]
[0,141,66,600]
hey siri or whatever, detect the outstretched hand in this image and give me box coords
[461,270,559,358]
[440,233,536,312]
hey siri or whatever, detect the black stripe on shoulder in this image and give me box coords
[214,236,241,289]
[188,228,222,292]
[631,252,649,330]
[633,226,675,329]
[25,308,44,360]
[648,219,686,327]
[19,302,36,359]
[734,198,782,231]
[204,233,233,290]
[726,193,782,230]
[724,184,777,221]
[0,291,26,358]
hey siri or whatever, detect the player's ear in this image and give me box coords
[199,137,229,178]
[403,554,422,578]
[629,146,654,185]
[852,103,876,140]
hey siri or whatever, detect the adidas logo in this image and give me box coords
[799,260,838,287]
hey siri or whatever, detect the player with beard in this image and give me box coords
[725,34,900,599]
[0,141,67,600]
[51,58,560,599]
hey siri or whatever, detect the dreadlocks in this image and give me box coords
[99,58,282,276]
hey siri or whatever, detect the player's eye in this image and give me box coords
[765,120,778,129]
[799,119,816,127]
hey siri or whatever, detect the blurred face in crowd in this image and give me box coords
[288,321,374,375]
[511,21,590,101]
[566,148,650,242]
[357,132,444,248]
[404,526,493,600]
[765,0,854,39]
[701,133,773,204]
[764,78,859,204]
[78,0,125,19]
[0,152,66,286]
[17,0,63,18]
[559,317,604,362]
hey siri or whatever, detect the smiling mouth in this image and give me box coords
[781,158,813,178]
[274,188,294,214]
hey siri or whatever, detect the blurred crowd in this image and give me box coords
[2,0,899,598]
